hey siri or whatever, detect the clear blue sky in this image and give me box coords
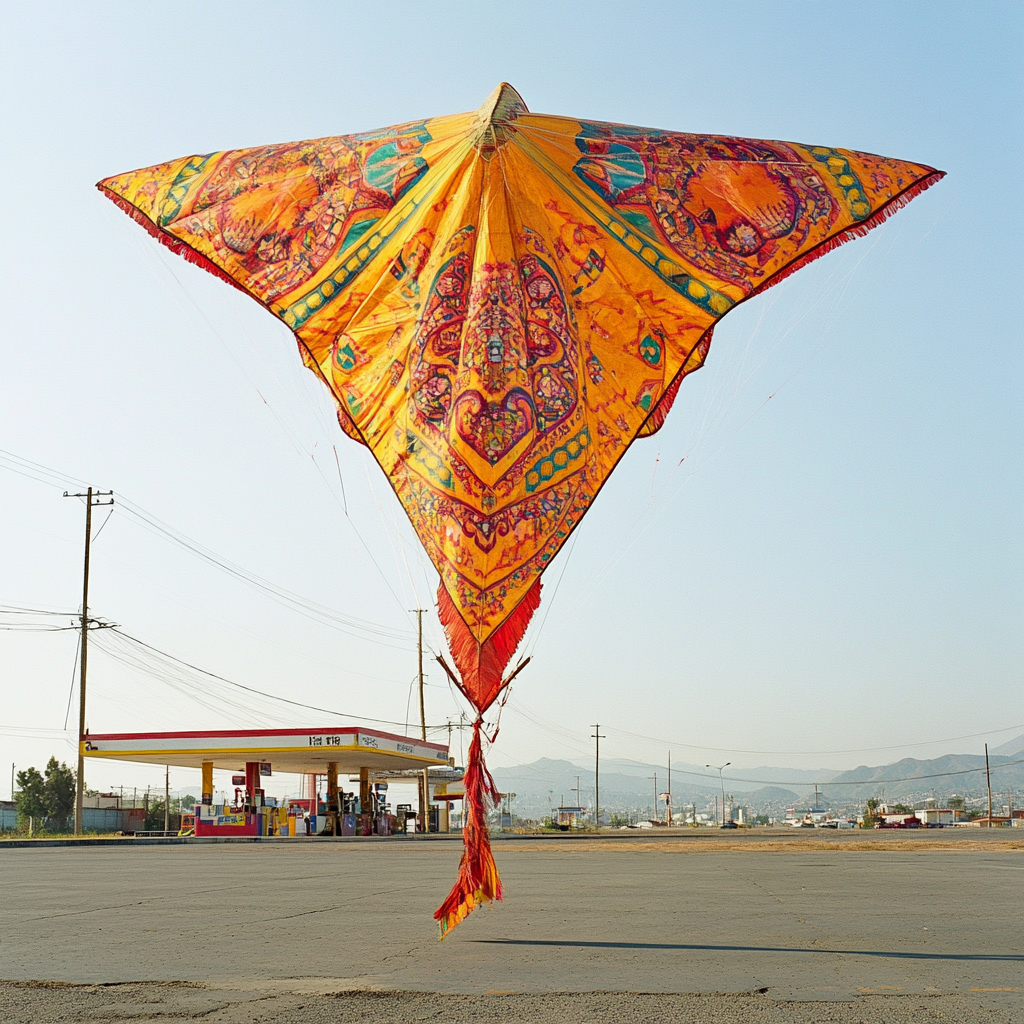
[1,2,1020,802]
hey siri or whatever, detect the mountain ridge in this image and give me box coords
[490,750,1024,818]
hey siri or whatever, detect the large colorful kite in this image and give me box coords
[99,84,942,935]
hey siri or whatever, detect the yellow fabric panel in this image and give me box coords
[99,84,941,643]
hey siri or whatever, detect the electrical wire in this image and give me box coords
[116,498,415,649]
[604,755,1024,789]
[0,449,417,651]
[599,722,1024,759]
[94,626,451,731]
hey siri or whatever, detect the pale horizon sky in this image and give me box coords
[1,2,1021,804]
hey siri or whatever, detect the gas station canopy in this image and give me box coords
[82,726,451,774]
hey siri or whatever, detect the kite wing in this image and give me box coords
[99,84,943,935]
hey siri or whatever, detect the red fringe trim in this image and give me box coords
[437,579,541,713]
[638,327,715,439]
[98,184,368,446]
[752,170,945,298]
[434,718,502,938]
[636,170,943,442]
[97,186,260,302]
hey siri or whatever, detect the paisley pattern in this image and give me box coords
[99,84,943,647]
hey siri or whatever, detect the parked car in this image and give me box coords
[720,821,739,829]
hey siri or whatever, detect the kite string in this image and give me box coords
[114,210,417,627]
[559,234,882,626]
[62,629,80,731]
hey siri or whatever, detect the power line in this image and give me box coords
[0,449,416,650]
[607,755,1024,789]
[601,722,1024,758]
[98,626,452,732]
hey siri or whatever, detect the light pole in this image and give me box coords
[707,762,730,824]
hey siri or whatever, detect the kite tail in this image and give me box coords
[434,717,502,938]
[434,580,541,938]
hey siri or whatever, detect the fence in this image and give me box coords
[0,806,146,833]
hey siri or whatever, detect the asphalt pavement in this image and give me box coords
[1,830,1021,1022]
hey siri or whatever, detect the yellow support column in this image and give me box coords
[201,761,214,805]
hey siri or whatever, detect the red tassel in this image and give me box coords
[433,581,541,937]
[437,579,541,713]
[434,718,503,938]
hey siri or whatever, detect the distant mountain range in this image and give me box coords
[992,733,1024,757]
[491,737,1024,818]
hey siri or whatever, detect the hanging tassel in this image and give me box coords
[433,581,541,937]
[434,717,502,938]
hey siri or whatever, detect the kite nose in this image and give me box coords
[477,83,529,122]
[472,84,528,159]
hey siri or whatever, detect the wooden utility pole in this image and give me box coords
[985,742,993,827]
[667,751,672,825]
[591,724,605,829]
[413,609,428,833]
[64,487,113,836]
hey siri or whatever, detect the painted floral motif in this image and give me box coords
[99,86,942,648]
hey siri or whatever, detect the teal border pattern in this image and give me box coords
[524,427,590,494]
[807,147,871,222]
[158,154,215,227]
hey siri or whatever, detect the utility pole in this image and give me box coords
[64,487,113,836]
[412,609,428,833]
[591,725,605,829]
[667,751,672,826]
[984,743,993,827]
[573,775,582,826]
[650,773,657,821]
[164,766,170,833]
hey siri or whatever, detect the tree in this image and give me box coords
[15,767,47,825]
[144,799,181,831]
[43,758,76,830]
[861,797,880,829]
[15,758,76,832]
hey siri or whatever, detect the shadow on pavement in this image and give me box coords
[475,939,1023,962]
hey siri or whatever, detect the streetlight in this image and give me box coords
[707,762,730,824]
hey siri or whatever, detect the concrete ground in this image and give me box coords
[1,830,1021,1022]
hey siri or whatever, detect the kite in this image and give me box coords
[99,84,943,935]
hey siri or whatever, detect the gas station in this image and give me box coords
[82,725,458,837]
